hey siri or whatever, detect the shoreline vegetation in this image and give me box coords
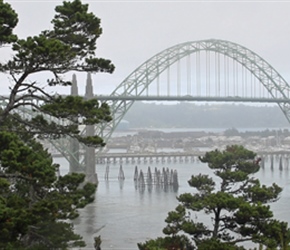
[121,103,289,129]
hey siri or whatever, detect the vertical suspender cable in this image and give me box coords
[242,61,244,97]
[253,64,256,98]
[236,58,239,95]
[224,54,227,96]
[146,64,149,96]
[167,54,170,96]
[224,55,228,96]
[215,52,217,97]
[157,62,160,96]
[259,64,262,98]
[263,72,266,98]
[227,56,230,96]
[254,68,256,98]
[197,48,200,96]
[206,50,210,96]
[187,52,191,95]
[251,63,254,98]
[134,71,138,96]
[177,51,181,96]
[236,58,238,97]
[218,52,221,97]
[245,63,248,98]
[235,57,238,97]
[215,52,220,97]
[227,57,231,96]
[233,58,235,96]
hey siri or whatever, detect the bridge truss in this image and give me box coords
[96,39,290,149]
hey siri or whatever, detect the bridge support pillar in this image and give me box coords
[84,73,98,184]
[69,74,81,173]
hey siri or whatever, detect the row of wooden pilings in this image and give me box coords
[133,166,179,191]
[104,165,179,192]
[260,154,290,170]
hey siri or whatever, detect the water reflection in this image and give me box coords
[53,155,290,250]
[119,179,125,190]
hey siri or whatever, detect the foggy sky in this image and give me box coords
[3,0,290,95]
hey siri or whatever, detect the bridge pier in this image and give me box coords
[68,73,98,184]
[69,74,81,173]
[84,73,97,184]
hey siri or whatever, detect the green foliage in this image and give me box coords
[0,0,18,45]
[40,96,112,125]
[0,0,112,248]
[137,236,193,250]
[0,0,114,148]
[0,131,96,249]
[52,0,102,56]
[196,238,246,250]
[138,145,290,250]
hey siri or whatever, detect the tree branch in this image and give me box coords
[25,227,54,248]
[230,237,253,244]
[12,101,43,112]
[0,71,29,121]
[0,172,33,181]
[228,178,251,195]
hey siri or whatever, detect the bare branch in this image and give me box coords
[0,71,30,121]
[16,84,54,101]
[14,95,49,106]
[12,101,42,112]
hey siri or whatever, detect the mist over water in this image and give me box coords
[54,154,290,250]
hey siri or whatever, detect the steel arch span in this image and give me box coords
[96,38,290,146]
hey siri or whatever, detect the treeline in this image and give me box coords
[224,127,290,137]
[122,102,289,128]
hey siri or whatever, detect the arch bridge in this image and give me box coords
[96,39,290,142]
[51,39,290,180]
[3,39,290,182]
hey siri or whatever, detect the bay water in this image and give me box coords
[54,154,290,250]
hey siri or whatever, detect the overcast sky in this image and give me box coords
[3,0,290,95]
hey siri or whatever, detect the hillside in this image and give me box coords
[121,102,289,129]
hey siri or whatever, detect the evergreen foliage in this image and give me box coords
[0,130,96,249]
[0,0,114,248]
[0,0,18,45]
[138,145,290,250]
[0,0,115,147]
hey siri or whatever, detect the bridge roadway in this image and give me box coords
[94,150,290,164]
[52,150,290,162]
[96,151,203,164]
[95,95,290,104]
[2,95,288,104]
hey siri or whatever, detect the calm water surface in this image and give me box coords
[54,156,290,250]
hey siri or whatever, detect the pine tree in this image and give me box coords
[0,0,114,248]
[138,145,290,250]
[0,0,18,45]
[0,129,97,249]
[0,0,115,147]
